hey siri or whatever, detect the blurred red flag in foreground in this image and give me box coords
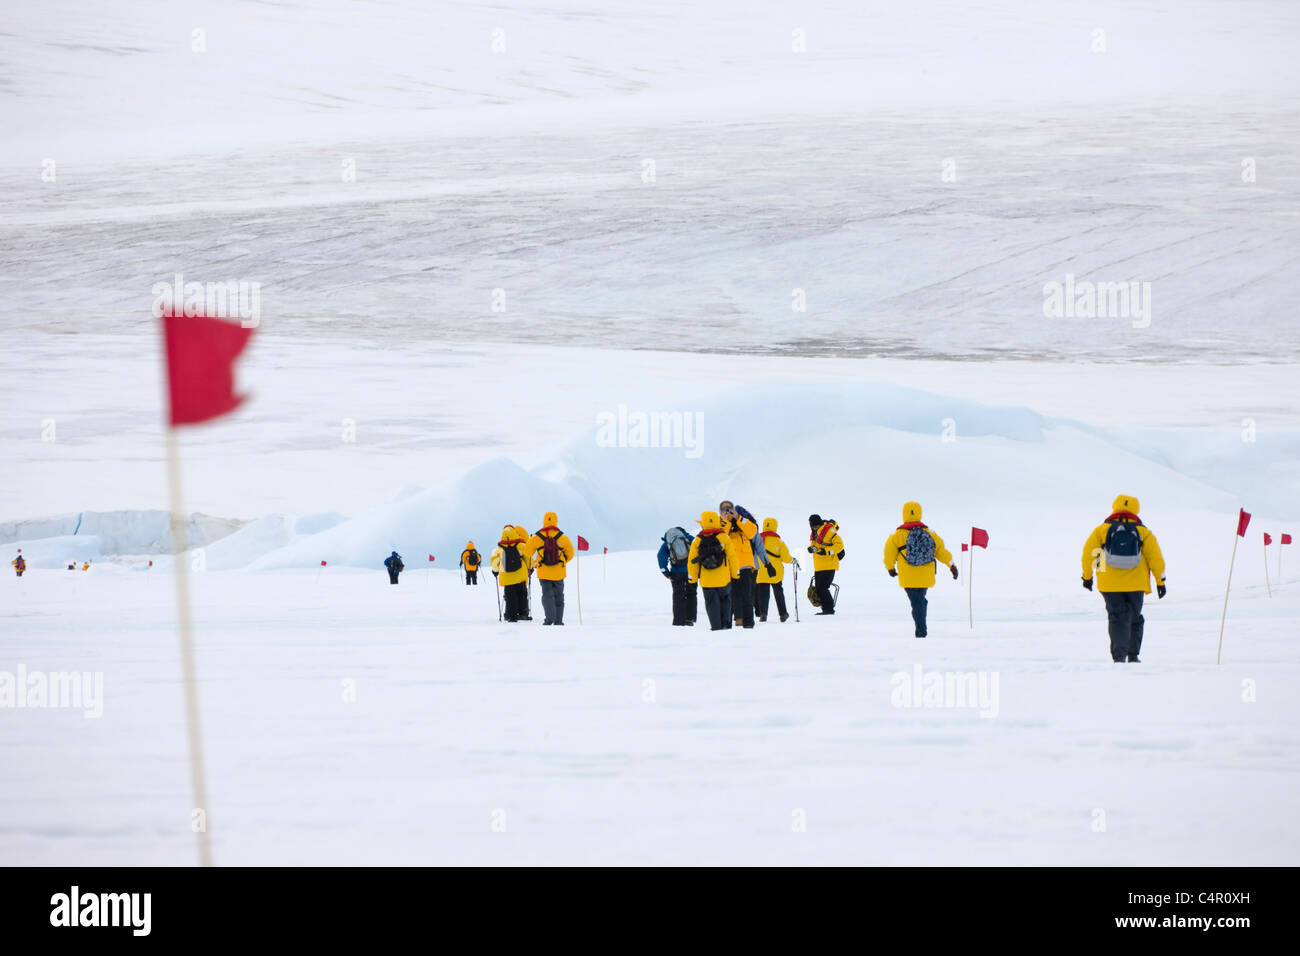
[429,554,435,562]
[1264,532,1272,545]
[577,536,590,551]
[1236,509,1251,537]
[970,528,989,549]
[1283,534,1293,545]
[162,312,255,425]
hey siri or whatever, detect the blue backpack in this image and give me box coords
[1103,522,1143,570]
[903,527,936,566]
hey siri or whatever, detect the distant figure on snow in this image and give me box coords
[882,502,956,638]
[807,514,845,614]
[688,510,740,631]
[755,518,793,622]
[1081,494,1166,662]
[12,554,26,577]
[384,550,404,585]
[460,541,481,585]
[658,526,697,626]
[492,525,532,622]
[527,513,575,625]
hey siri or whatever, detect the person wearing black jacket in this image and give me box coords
[384,550,404,584]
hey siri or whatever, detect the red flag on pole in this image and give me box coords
[603,546,608,554]
[1236,509,1251,537]
[577,536,590,551]
[961,542,969,552]
[428,554,435,562]
[161,313,255,426]
[1283,533,1293,545]
[1264,532,1273,546]
[970,527,989,549]
[320,560,327,566]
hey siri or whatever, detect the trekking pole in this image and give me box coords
[495,575,502,622]
[785,564,795,624]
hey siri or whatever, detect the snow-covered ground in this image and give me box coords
[2,0,1298,865]
[3,556,1297,866]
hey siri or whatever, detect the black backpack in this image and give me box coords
[502,545,523,573]
[467,549,480,566]
[694,533,725,571]
[1103,521,1143,570]
[538,531,564,566]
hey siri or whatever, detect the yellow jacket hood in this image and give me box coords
[542,511,558,528]
[902,501,923,523]
[1112,494,1140,515]
[762,517,778,533]
[698,510,722,531]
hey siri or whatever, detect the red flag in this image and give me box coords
[320,560,327,567]
[577,536,590,551]
[961,542,968,552]
[603,546,608,554]
[970,527,989,549]
[1283,533,1293,545]
[148,560,153,567]
[1264,532,1273,546]
[428,554,435,562]
[162,312,255,426]
[1236,509,1251,537]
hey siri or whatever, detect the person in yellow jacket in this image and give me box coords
[491,525,532,622]
[807,514,845,614]
[687,510,741,630]
[1081,494,1167,662]
[527,512,575,625]
[755,518,794,622]
[719,500,760,628]
[882,502,956,638]
[11,553,25,577]
[459,541,481,585]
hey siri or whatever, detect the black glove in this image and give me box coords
[1082,577,1092,591]
[1157,584,1166,599]
[888,568,897,578]
[492,570,499,578]
[950,564,958,580]
[807,546,814,554]
[764,563,776,577]
[837,550,845,560]
[663,571,672,579]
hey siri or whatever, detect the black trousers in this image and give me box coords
[387,568,400,585]
[733,568,756,627]
[670,574,696,625]
[755,581,787,620]
[465,569,477,584]
[1102,591,1145,660]
[503,581,527,622]
[702,584,733,631]
[905,587,928,636]
[814,569,836,612]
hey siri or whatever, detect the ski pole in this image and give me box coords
[793,562,799,622]
[495,575,502,622]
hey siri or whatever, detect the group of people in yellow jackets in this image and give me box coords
[662,501,847,631]
[480,513,576,624]
[453,494,1168,659]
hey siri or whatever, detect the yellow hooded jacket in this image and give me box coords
[883,502,952,589]
[1081,495,1166,594]
[688,511,741,587]
[722,513,759,570]
[460,542,480,571]
[755,518,792,583]
[492,526,531,586]
[528,512,575,581]
[810,520,844,571]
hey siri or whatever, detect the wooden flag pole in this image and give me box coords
[165,430,213,867]
[1216,526,1242,666]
